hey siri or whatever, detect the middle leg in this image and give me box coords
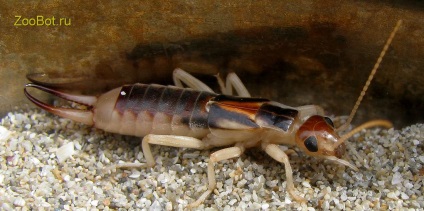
[188,143,246,208]
[216,72,251,97]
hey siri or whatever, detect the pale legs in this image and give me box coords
[174,67,251,97]
[173,68,215,92]
[262,143,306,203]
[216,71,251,97]
[173,68,252,206]
[188,143,246,207]
[114,69,306,207]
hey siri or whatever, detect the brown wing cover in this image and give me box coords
[208,95,269,130]
[256,104,298,131]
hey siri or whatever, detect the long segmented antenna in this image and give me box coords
[338,119,393,143]
[334,119,393,149]
[336,20,402,132]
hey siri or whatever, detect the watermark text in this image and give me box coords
[14,15,71,26]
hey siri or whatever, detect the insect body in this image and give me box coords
[24,21,401,207]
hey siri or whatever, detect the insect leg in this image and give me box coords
[216,72,251,97]
[173,68,214,92]
[141,134,209,167]
[262,142,307,203]
[296,105,325,120]
[226,73,251,97]
[109,135,208,170]
[188,144,246,208]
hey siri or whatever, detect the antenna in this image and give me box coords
[335,119,393,148]
[336,20,402,132]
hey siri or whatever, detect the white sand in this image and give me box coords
[1,108,423,210]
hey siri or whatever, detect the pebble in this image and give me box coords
[166,202,172,210]
[391,172,403,185]
[341,193,348,201]
[129,171,141,179]
[56,142,75,163]
[252,202,261,209]
[0,109,422,210]
[1,202,13,211]
[229,199,237,205]
[387,192,398,199]
[91,200,99,206]
[418,156,424,163]
[302,180,311,188]
[13,198,26,207]
[401,192,410,200]
[261,203,269,209]
[0,125,11,141]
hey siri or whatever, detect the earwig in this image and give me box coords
[24,20,402,207]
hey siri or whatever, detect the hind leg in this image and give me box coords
[173,68,214,92]
[110,135,209,169]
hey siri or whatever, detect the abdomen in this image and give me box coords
[93,83,217,138]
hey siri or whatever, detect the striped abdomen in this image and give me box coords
[93,84,217,138]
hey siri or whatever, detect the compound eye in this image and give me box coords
[324,117,334,128]
[304,136,318,152]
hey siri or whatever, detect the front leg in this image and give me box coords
[296,105,325,120]
[262,142,306,203]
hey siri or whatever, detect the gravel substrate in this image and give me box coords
[0,108,423,210]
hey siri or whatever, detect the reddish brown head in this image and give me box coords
[296,115,345,159]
